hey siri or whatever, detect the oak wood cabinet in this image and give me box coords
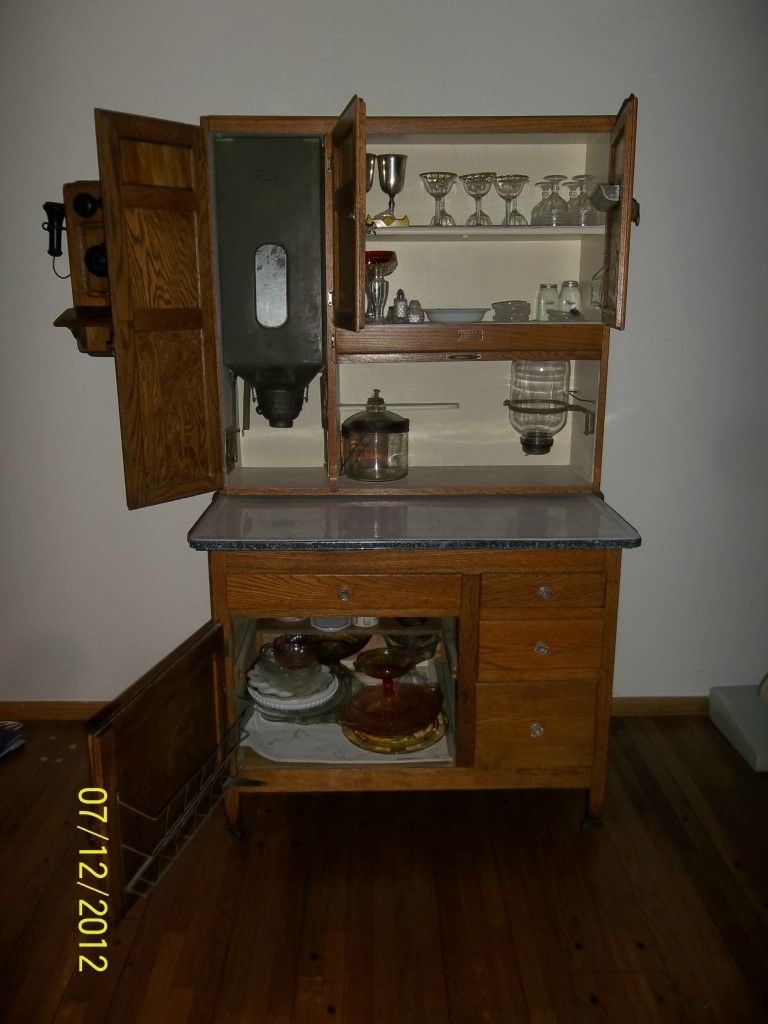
[55,97,640,922]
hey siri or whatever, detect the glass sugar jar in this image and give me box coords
[341,389,409,481]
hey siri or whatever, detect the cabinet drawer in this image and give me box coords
[225,572,462,616]
[479,619,603,679]
[481,572,606,613]
[475,681,597,771]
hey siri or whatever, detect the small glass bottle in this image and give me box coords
[558,280,581,313]
[536,284,559,321]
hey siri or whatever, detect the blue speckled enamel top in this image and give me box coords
[187,494,640,551]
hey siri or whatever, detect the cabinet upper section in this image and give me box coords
[54,96,638,508]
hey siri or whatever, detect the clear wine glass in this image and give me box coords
[420,171,457,226]
[459,172,496,226]
[564,180,581,224]
[571,173,599,226]
[542,174,568,226]
[494,174,529,226]
[530,181,553,226]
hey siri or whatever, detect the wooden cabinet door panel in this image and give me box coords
[475,681,597,771]
[96,110,223,508]
[602,94,638,330]
[87,622,225,922]
[481,572,606,612]
[479,619,604,678]
[225,572,462,616]
[331,95,366,331]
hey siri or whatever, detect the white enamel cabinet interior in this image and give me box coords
[364,135,611,316]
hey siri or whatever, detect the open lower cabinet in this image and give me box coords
[87,531,639,925]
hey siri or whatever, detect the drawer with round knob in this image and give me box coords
[224,571,461,616]
[475,680,597,771]
[481,572,607,613]
[479,619,604,679]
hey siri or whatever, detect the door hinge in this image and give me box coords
[326,154,333,172]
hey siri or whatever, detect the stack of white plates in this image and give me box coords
[247,648,340,714]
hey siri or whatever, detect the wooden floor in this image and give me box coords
[1,717,767,1024]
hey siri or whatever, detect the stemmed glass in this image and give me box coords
[564,180,581,223]
[494,174,529,226]
[530,180,553,226]
[420,172,457,226]
[459,172,496,226]
[375,154,407,221]
[542,174,568,226]
[570,173,599,226]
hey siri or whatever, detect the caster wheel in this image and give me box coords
[225,821,246,842]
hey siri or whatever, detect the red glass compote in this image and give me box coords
[340,647,442,739]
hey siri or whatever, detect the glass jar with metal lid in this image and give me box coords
[341,389,409,481]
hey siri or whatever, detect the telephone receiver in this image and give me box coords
[42,192,108,275]
[42,201,66,257]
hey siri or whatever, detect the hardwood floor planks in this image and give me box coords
[2,718,767,1024]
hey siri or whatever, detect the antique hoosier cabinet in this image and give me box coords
[53,95,640,918]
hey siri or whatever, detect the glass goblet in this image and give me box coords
[459,172,496,226]
[564,180,581,224]
[494,174,529,226]
[571,173,599,226]
[530,181,553,226]
[542,174,568,226]
[420,171,457,226]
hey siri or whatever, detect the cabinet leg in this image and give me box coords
[581,788,605,831]
[224,787,245,841]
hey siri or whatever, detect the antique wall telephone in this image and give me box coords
[42,190,108,279]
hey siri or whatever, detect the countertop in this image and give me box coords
[187,493,641,551]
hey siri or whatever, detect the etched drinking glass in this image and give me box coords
[530,181,553,226]
[494,174,530,226]
[459,172,496,226]
[570,174,599,226]
[542,174,568,226]
[420,171,457,226]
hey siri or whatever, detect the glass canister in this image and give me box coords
[341,389,409,481]
[535,284,559,321]
[558,279,582,313]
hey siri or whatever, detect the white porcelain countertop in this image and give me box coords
[187,493,640,551]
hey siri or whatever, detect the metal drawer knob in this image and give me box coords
[338,588,351,602]
[534,641,550,656]
[530,722,544,738]
[538,585,552,601]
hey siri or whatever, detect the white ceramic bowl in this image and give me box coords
[424,308,489,324]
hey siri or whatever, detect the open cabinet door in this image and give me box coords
[602,95,638,330]
[86,622,242,924]
[96,110,224,508]
[331,96,366,331]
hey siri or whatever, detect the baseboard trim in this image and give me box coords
[0,701,105,721]
[612,697,709,716]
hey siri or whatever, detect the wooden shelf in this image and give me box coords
[335,321,607,361]
[367,225,603,242]
[53,306,113,357]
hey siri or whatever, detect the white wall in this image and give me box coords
[1,0,767,702]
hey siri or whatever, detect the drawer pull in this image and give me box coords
[538,585,552,601]
[338,588,351,602]
[534,641,550,656]
[530,722,544,738]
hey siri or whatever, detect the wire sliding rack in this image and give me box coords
[117,698,253,897]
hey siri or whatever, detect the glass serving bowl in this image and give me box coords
[311,632,372,665]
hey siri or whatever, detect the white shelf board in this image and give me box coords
[367,225,603,242]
